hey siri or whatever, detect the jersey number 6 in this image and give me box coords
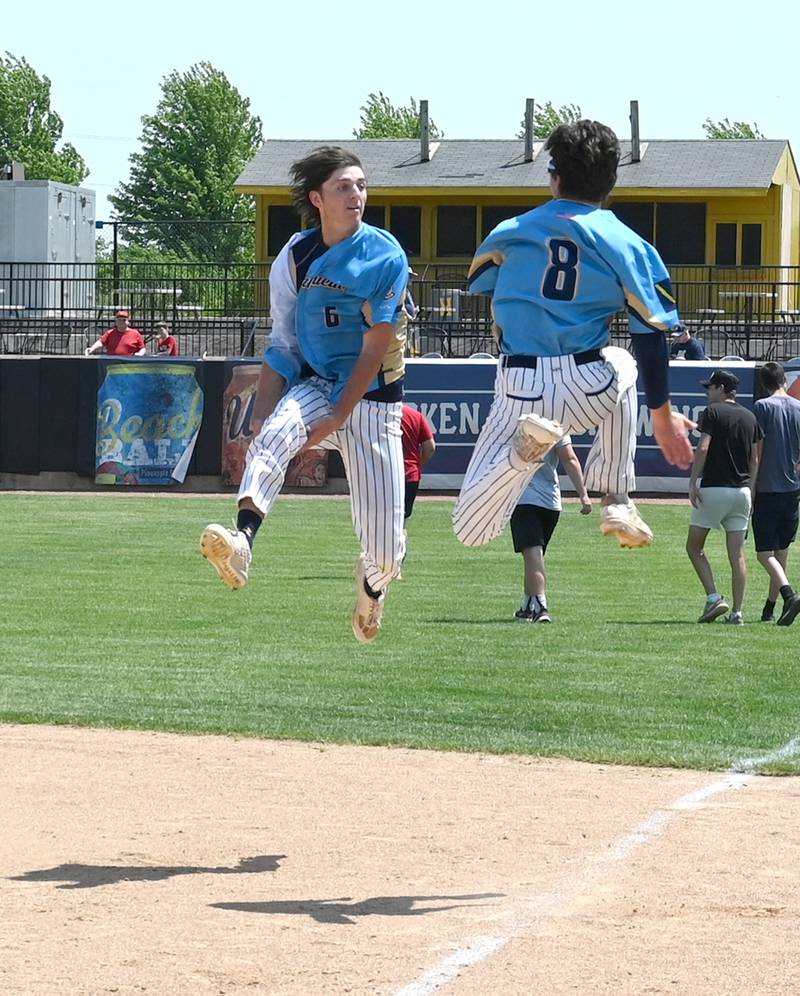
[542,239,579,301]
[324,305,340,328]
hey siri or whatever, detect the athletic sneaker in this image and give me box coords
[200,524,252,590]
[600,501,654,548]
[725,611,744,625]
[760,612,775,623]
[698,595,730,623]
[512,413,564,464]
[777,592,800,627]
[514,607,533,622]
[352,554,385,644]
[531,608,552,623]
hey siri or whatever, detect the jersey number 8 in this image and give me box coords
[542,238,579,301]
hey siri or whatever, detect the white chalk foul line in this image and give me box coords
[394,736,800,996]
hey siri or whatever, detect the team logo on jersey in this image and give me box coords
[384,288,396,300]
[300,275,349,293]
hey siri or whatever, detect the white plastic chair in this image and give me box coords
[469,352,495,360]
[421,351,444,359]
[719,355,746,363]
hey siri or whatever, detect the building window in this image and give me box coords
[363,205,385,227]
[267,205,301,257]
[741,224,762,266]
[610,202,655,244]
[389,206,421,256]
[656,203,706,265]
[715,224,737,266]
[481,206,533,240]
[437,206,477,256]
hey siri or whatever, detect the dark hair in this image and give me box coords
[290,146,364,227]
[760,361,787,393]
[545,120,620,203]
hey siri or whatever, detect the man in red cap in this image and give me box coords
[85,310,146,356]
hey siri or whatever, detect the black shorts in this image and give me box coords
[752,491,800,552]
[404,480,420,520]
[510,504,560,553]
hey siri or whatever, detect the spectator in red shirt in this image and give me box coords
[401,404,436,522]
[85,310,146,356]
[155,322,178,356]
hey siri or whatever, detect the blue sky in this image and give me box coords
[4,0,798,218]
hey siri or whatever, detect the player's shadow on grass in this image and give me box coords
[211,891,503,925]
[10,854,284,890]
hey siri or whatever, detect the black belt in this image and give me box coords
[300,362,334,381]
[501,348,603,369]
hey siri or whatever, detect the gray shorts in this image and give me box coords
[690,486,751,532]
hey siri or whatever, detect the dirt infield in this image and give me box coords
[2,724,799,995]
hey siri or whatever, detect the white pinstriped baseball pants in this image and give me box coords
[453,346,638,547]
[238,376,405,591]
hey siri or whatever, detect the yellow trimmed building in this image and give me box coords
[236,136,800,320]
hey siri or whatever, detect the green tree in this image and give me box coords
[0,52,88,183]
[109,62,263,262]
[516,101,583,140]
[702,117,766,139]
[353,92,443,139]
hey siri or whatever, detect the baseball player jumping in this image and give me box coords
[453,120,694,551]
[201,146,409,644]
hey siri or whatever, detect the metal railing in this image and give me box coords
[3,262,800,361]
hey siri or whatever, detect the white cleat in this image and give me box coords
[600,502,654,549]
[512,413,564,464]
[200,524,252,589]
[351,554,385,644]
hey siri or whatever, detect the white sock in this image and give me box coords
[520,595,532,612]
[533,595,548,613]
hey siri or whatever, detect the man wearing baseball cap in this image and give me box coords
[686,369,763,624]
[85,310,146,356]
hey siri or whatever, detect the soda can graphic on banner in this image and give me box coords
[95,363,203,485]
[221,362,328,487]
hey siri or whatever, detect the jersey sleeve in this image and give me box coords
[263,235,304,386]
[609,237,681,335]
[365,249,408,327]
[466,228,507,297]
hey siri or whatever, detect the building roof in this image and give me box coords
[235,139,792,192]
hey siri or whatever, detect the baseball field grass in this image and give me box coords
[0,492,797,772]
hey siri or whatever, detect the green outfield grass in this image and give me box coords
[0,493,797,772]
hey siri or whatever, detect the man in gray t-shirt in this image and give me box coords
[753,362,800,626]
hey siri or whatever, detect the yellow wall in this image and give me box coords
[253,182,796,268]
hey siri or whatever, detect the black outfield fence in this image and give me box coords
[2,262,800,361]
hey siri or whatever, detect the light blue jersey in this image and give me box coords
[517,436,571,511]
[265,224,409,402]
[468,199,679,356]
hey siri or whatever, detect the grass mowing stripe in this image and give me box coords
[0,494,797,771]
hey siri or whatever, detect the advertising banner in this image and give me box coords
[404,358,760,492]
[95,362,203,485]
[221,361,327,487]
